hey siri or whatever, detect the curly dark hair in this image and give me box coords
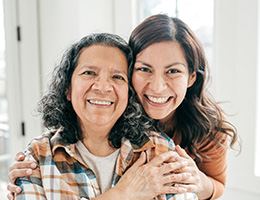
[37,33,156,147]
[129,14,239,162]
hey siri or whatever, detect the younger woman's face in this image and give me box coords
[132,41,196,122]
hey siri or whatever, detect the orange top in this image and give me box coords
[173,134,227,200]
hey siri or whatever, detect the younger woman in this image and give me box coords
[128,14,239,199]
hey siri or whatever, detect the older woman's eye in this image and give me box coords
[113,75,126,81]
[83,71,96,76]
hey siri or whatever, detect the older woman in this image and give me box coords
[12,33,197,200]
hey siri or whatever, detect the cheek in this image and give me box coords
[117,85,129,105]
[132,74,143,95]
[169,78,189,96]
[71,80,89,100]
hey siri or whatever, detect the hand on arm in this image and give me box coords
[7,149,190,200]
[174,145,214,199]
[93,151,189,200]
[7,152,37,200]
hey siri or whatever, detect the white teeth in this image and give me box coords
[147,96,169,104]
[89,100,112,105]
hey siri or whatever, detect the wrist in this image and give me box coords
[197,172,214,199]
[107,186,130,200]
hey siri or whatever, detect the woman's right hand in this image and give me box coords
[7,152,37,200]
[108,151,190,200]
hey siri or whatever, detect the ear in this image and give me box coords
[65,88,71,101]
[187,72,196,88]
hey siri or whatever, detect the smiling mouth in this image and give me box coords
[88,100,113,106]
[145,95,171,104]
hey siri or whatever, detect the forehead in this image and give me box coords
[136,41,187,67]
[78,44,128,72]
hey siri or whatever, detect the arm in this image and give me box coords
[174,141,227,200]
[8,151,188,200]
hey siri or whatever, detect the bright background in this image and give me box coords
[0,0,259,199]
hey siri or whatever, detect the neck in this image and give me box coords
[159,113,176,137]
[80,124,116,157]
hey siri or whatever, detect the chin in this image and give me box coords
[147,113,165,120]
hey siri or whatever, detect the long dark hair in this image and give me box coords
[129,14,239,161]
[37,33,156,147]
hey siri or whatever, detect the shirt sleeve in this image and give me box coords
[196,136,228,200]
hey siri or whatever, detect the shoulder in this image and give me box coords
[198,132,228,160]
[25,129,59,161]
[27,130,57,149]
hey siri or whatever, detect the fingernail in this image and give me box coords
[26,169,32,175]
[16,187,21,193]
[182,161,188,166]
[31,163,37,168]
[18,155,24,159]
[184,173,191,178]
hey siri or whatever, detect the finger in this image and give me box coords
[7,183,22,194]
[162,185,187,195]
[8,168,33,184]
[130,151,147,169]
[160,160,188,175]
[175,145,190,159]
[173,167,188,173]
[166,172,191,183]
[177,183,197,193]
[15,152,25,161]
[7,192,14,200]
[9,161,37,171]
[164,153,181,163]
[148,151,178,167]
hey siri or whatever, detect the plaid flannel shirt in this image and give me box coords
[15,128,198,200]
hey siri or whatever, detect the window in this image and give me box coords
[140,0,214,67]
[0,0,9,196]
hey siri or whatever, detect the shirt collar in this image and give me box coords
[50,129,156,161]
[50,128,76,157]
[118,132,155,171]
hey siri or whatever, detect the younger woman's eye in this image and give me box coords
[167,69,180,74]
[136,67,151,73]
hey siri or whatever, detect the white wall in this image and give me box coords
[215,0,260,199]
[4,0,260,199]
[5,0,136,154]
[39,0,114,90]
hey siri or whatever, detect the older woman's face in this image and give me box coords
[132,41,196,122]
[67,45,128,129]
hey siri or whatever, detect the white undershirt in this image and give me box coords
[75,140,120,193]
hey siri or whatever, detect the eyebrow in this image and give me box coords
[135,61,187,68]
[79,65,127,75]
[112,69,128,76]
[79,65,98,70]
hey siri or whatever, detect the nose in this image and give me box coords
[92,77,113,93]
[149,74,167,92]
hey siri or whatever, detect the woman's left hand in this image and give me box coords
[174,145,214,199]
